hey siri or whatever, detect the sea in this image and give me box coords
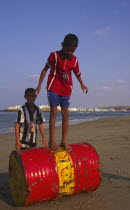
[0,111,130,135]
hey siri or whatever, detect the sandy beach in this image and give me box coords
[0,116,130,210]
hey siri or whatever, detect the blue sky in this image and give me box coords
[0,0,130,109]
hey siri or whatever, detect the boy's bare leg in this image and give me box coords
[60,107,72,152]
[49,106,60,151]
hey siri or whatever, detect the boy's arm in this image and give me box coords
[76,76,88,93]
[35,63,49,94]
[38,124,48,147]
[73,59,88,93]
[15,123,22,150]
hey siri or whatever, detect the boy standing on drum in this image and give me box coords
[35,34,88,152]
[15,88,47,151]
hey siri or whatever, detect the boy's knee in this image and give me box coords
[61,108,68,117]
[50,107,58,116]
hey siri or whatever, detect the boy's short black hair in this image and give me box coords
[62,34,79,47]
[24,88,35,97]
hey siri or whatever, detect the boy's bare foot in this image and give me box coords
[60,142,72,152]
[49,142,60,151]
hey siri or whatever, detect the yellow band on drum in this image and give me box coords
[53,148,75,196]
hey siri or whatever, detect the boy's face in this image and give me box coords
[25,92,37,105]
[62,45,77,56]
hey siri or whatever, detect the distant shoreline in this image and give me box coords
[0,107,130,113]
[1,112,130,135]
[0,104,130,114]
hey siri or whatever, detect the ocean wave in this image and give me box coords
[0,127,15,135]
[0,111,130,135]
[0,117,101,134]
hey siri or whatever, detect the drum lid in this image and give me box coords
[9,151,28,206]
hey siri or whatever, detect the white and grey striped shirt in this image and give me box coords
[16,103,45,147]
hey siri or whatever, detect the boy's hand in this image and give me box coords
[35,86,41,95]
[81,84,88,94]
[15,140,22,151]
[42,137,48,147]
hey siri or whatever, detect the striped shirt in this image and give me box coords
[16,103,45,148]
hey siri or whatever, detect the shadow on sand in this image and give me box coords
[0,171,129,207]
[102,172,130,181]
[0,172,14,206]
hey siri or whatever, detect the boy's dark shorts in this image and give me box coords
[47,90,70,107]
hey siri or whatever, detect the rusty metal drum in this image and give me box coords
[9,143,101,206]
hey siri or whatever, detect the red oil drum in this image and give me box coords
[9,143,101,206]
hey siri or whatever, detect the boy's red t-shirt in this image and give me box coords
[46,51,81,97]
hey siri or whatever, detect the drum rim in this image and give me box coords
[9,150,29,206]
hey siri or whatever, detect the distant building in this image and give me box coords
[86,108,94,112]
[77,108,87,112]
[94,108,101,112]
[39,105,50,111]
[106,108,115,112]
[68,108,77,112]
[121,109,127,112]
[7,105,21,110]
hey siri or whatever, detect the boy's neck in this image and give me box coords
[26,102,34,105]
[59,49,72,60]
[25,102,35,112]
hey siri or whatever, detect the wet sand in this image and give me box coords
[0,116,130,210]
